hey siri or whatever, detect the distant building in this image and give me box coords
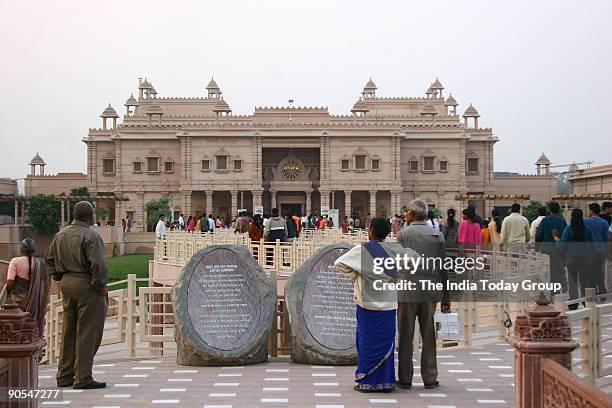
[0,178,17,196]
[24,153,87,197]
[568,163,612,195]
[84,77,503,231]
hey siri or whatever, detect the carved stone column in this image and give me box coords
[369,190,377,216]
[270,190,277,210]
[14,201,18,225]
[306,191,312,215]
[0,303,46,408]
[344,190,352,218]
[319,190,330,210]
[206,191,213,216]
[252,190,263,212]
[136,192,145,232]
[507,294,579,408]
[230,190,238,219]
[60,200,65,227]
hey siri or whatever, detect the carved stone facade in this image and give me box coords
[85,77,498,231]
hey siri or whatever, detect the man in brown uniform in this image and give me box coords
[46,201,108,389]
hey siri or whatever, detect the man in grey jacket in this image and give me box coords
[396,199,449,390]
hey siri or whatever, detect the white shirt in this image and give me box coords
[208,217,215,231]
[530,215,545,243]
[178,216,185,228]
[427,218,440,231]
[155,220,166,237]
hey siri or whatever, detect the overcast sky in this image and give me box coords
[1,0,611,179]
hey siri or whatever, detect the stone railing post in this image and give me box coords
[507,293,579,408]
[0,303,46,408]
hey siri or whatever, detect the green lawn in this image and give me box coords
[106,254,152,282]
[1,254,152,286]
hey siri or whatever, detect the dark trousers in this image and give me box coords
[57,273,107,387]
[397,301,438,385]
[547,249,567,294]
[592,253,607,296]
[567,256,592,310]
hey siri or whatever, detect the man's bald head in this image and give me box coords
[74,201,94,223]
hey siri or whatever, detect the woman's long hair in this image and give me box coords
[570,208,585,242]
[491,209,502,233]
[464,206,476,223]
[20,238,36,279]
[447,208,456,229]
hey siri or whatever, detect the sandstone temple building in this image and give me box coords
[85,77,500,231]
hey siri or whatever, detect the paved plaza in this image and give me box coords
[38,343,517,408]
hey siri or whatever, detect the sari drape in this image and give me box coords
[4,257,50,339]
[354,305,396,391]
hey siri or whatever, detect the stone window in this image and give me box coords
[409,157,419,172]
[439,160,448,172]
[371,159,380,171]
[341,159,350,171]
[201,159,211,172]
[467,158,479,172]
[133,161,143,173]
[216,155,228,171]
[164,159,174,173]
[355,154,366,170]
[233,159,243,171]
[147,157,160,173]
[423,157,435,171]
[102,159,114,174]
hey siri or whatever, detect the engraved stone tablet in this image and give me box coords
[286,243,357,365]
[173,244,275,366]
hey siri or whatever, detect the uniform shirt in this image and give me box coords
[536,214,567,243]
[46,220,108,290]
[500,213,530,245]
[7,256,30,280]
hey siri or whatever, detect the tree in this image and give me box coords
[69,187,90,199]
[94,207,110,222]
[523,201,545,223]
[145,196,172,228]
[27,194,60,235]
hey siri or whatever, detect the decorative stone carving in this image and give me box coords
[173,245,275,366]
[286,243,356,365]
[507,293,580,408]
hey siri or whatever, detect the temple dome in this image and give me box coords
[146,104,163,114]
[535,152,551,165]
[139,78,153,89]
[212,98,232,113]
[351,98,369,113]
[444,94,458,106]
[125,94,138,106]
[100,103,119,118]
[30,153,45,165]
[463,104,480,117]
[206,78,220,91]
[420,103,438,115]
[430,78,444,90]
[363,78,377,91]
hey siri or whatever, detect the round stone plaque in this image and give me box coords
[286,243,357,365]
[173,245,275,366]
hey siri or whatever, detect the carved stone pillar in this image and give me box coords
[230,190,238,219]
[344,190,352,218]
[369,190,377,216]
[270,190,277,210]
[206,191,213,216]
[319,190,330,210]
[306,191,312,215]
[136,192,145,232]
[507,294,579,408]
[114,200,122,229]
[181,192,192,217]
[0,303,46,408]
[60,200,65,227]
[252,190,263,212]
[14,201,18,225]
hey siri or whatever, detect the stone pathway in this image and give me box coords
[38,343,516,408]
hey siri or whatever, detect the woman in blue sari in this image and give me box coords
[336,217,415,392]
